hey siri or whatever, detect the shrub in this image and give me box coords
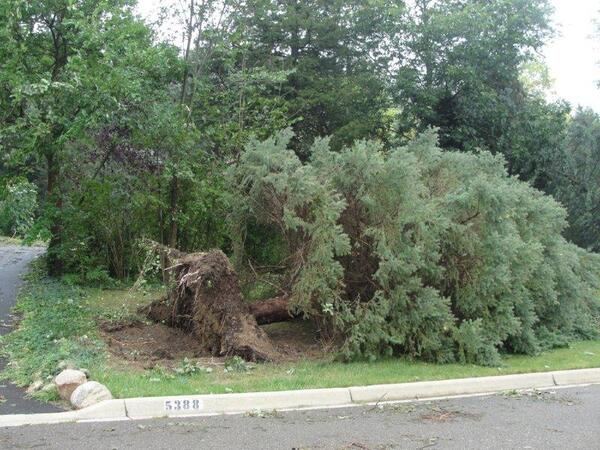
[47,166,229,282]
[230,129,600,365]
[0,179,38,237]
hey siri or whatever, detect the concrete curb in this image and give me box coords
[125,388,352,419]
[0,400,129,427]
[348,372,555,403]
[1,368,599,427]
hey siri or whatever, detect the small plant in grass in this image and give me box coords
[100,303,140,325]
[32,384,60,402]
[174,358,214,375]
[145,365,176,382]
[224,356,254,373]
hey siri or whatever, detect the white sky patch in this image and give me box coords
[135,0,600,112]
[545,0,600,112]
[136,0,163,22]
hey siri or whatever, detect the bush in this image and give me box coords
[0,179,38,237]
[46,165,230,283]
[230,129,600,365]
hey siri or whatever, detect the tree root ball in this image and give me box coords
[143,249,280,362]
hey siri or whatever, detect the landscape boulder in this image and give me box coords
[70,381,113,409]
[54,369,87,401]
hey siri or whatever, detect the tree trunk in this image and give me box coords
[168,175,179,248]
[249,296,292,325]
[145,294,293,326]
[46,152,64,276]
[143,248,279,361]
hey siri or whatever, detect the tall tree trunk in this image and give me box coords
[180,0,195,104]
[46,151,63,276]
[46,18,68,277]
[168,175,179,248]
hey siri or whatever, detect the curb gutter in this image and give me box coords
[1,368,599,427]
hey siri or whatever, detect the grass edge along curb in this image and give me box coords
[0,367,599,427]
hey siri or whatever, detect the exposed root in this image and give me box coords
[141,248,279,362]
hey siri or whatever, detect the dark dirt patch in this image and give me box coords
[100,321,211,369]
[262,320,327,361]
[100,318,327,369]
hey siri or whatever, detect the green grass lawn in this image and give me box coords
[2,267,599,402]
[0,235,24,245]
[94,340,600,398]
[0,236,47,247]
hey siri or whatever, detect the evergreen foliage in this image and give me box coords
[549,108,600,252]
[231,129,600,365]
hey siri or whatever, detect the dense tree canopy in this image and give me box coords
[391,0,564,182]
[1,0,599,362]
[549,108,600,252]
[0,0,185,274]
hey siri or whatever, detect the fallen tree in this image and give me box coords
[141,129,600,367]
[249,295,292,325]
[141,248,282,361]
[228,129,600,366]
[145,293,292,326]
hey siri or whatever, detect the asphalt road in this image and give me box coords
[0,385,599,449]
[0,245,61,415]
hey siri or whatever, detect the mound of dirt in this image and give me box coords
[100,319,326,369]
[100,321,210,369]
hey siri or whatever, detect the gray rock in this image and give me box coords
[70,381,113,409]
[54,369,87,401]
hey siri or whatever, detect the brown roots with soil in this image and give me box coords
[141,247,293,362]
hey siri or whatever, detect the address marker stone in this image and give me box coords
[70,381,113,409]
[55,369,87,401]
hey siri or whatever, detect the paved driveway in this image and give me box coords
[0,245,61,415]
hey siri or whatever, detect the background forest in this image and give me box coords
[1,0,599,365]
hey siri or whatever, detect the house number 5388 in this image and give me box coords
[164,399,203,411]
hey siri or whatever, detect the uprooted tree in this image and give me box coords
[144,129,600,366]
[226,129,600,366]
[142,246,285,361]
